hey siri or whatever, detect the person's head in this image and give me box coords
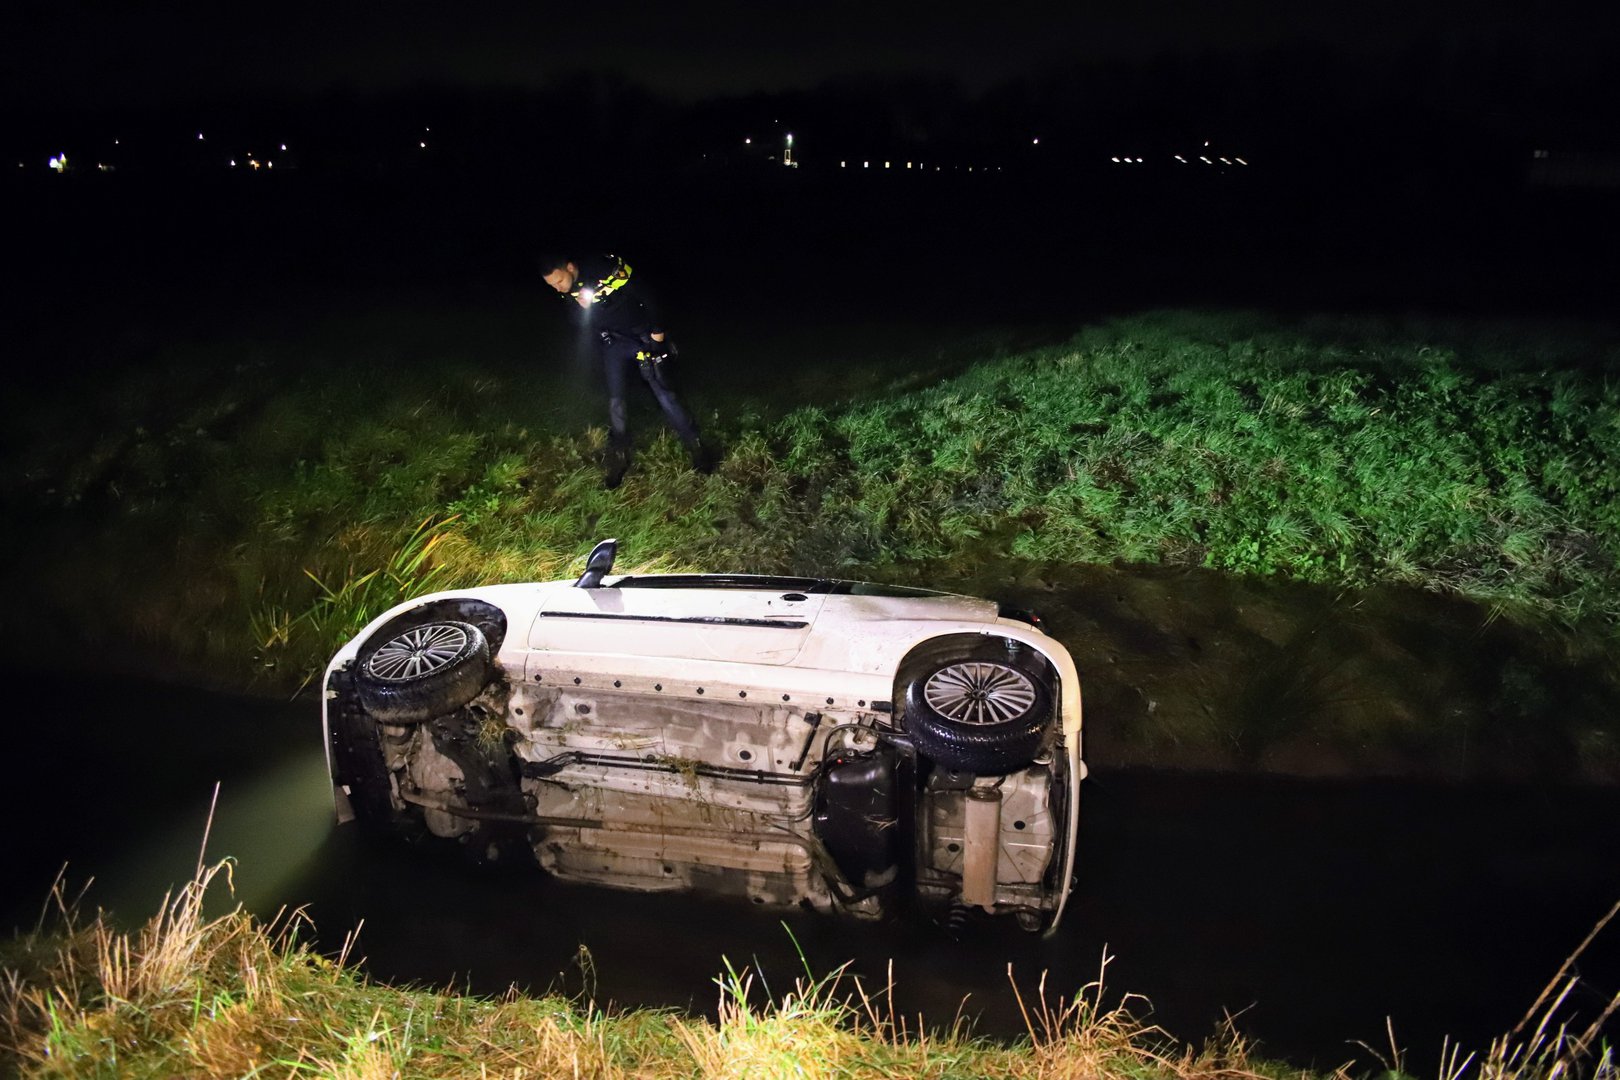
[538,252,578,294]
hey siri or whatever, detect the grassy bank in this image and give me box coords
[3,863,1614,1078]
[5,309,1618,690]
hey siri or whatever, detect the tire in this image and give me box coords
[355,620,491,723]
[903,655,1053,774]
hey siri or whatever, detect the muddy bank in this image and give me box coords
[882,560,1620,785]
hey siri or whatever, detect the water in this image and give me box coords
[5,572,1618,1073]
[255,768,1617,1072]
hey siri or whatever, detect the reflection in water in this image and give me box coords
[902,560,1620,783]
[91,751,337,920]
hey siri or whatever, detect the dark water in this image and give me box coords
[7,663,1618,1072]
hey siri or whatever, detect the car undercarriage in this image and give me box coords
[324,543,1083,933]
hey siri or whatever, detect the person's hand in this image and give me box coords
[640,335,676,363]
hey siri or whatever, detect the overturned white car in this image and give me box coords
[322,541,1084,932]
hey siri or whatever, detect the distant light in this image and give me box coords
[786,133,793,144]
[48,153,67,172]
[267,160,274,169]
[1200,156,1212,164]
[840,160,846,168]
[885,161,890,168]
[1112,157,1120,163]
[420,141,427,148]
[230,159,236,167]
[1203,140,1210,147]
[1235,157,1248,165]
[1219,157,1231,164]
[197,132,204,140]
[280,143,287,151]
[1032,138,1040,145]
[1136,157,1144,163]
[864,160,869,168]
[745,137,752,145]
[906,161,912,169]
[114,139,120,145]
[1175,155,1187,163]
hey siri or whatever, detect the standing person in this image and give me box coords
[540,251,711,488]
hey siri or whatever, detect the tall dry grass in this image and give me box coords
[3,856,1616,1079]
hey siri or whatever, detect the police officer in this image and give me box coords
[540,251,710,488]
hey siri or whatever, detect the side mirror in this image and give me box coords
[573,538,619,589]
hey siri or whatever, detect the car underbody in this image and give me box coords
[324,544,1083,933]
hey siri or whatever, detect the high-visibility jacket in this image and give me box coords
[562,253,663,338]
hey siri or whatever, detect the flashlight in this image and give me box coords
[580,287,595,304]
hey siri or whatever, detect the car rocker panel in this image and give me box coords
[321,541,1084,933]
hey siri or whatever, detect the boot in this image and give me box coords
[603,433,633,489]
[686,438,716,475]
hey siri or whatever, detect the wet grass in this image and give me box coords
[4,307,1617,695]
[3,863,1614,1078]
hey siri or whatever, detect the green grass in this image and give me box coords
[3,862,1613,1078]
[4,308,1617,689]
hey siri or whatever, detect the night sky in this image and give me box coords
[8,0,1616,108]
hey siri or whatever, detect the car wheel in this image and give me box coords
[904,655,1053,774]
[355,620,491,722]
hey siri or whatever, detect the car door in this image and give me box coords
[528,577,829,665]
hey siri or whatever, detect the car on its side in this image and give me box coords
[322,540,1085,932]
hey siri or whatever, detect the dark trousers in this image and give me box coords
[599,335,701,450]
